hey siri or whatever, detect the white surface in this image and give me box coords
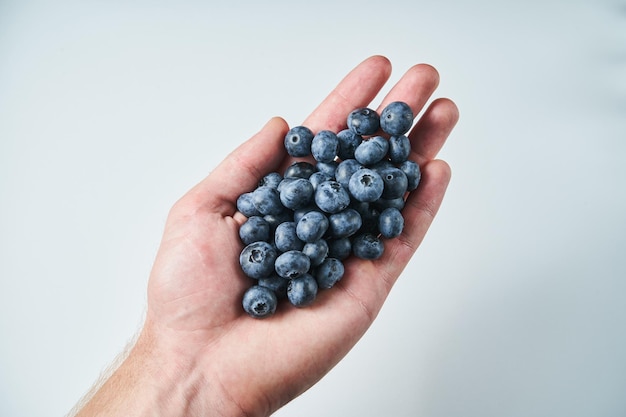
[1,1,625,416]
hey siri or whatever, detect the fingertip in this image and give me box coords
[364,54,392,76]
[263,116,290,135]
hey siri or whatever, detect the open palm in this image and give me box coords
[125,56,458,417]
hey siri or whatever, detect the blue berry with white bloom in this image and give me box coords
[239,216,270,245]
[354,136,389,166]
[284,126,314,157]
[287,273,318,307]
[314,180,351,214]
[347,107,380,136]
[378,207,404,239]
[240,241,278,279]
[352,233,385,260]
[315,258,344,289]
[380,101,414,136]
[242,285,278,318]
[348,168,384,203]
[275,250,311,279]
[296,210,329,243]
[311,130,339,163]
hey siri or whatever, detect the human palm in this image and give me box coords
[141,55,458,416]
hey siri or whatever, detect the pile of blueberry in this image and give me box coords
[236,101,421,318]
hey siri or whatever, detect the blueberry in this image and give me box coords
[380,101,414,136]
[239,216,270,245]
[388,135,411,164]
[358,204,381,235]
[309,171,333,190]
[274,221,305,252]
[348,168,384,203]
[287,273,318,307]
[327,237,352,260]
[277,177,296,193]
[373,197,406,212]
[240,241,278,279]
[354,136,389,166]
[328,208,362,238]
[311,130,339,163]
[284,161,317,179]
[258,274,289,299]
[314,180,351,214]
[347,107,380,136]
[258,172,283,189]
[336,129,362,160]
[399,160,421,191]
[252,186,284,215]
[352,233,385,260]
[302,239,329,267]
[275,250,311,279]
[296,210,329,243]
[263,211,293,235]
[293,204,318,224]
[315,258,344,289]
[284,125,314,157]
[279,178,314,210]
[378,207,405,239]
[380,166,408,199]
[236,192,261,217]
[335,158,363,190]
[315,161,338,178]
[242,285,277,318]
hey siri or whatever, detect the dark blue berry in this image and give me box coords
[354,136,389,166]
[315,258,344,289]
[284,161,317,179]
[348,168,384,203]
[328,208,362,238]
[296,210,329,243]
[240,241,278,279]
[239,216,270,245]
[252,186,284,215]
[258,274,289,299]
[279,178,314,210]
[399,160,421,191]
[352,233,385,260]
[378,207,404,239]
[314,180,351,214]
[237,192,261,217]
[380,166,408,199]
[327,237,352,260]
[259,172,283,189]
[302,239,329,267]
[347,107,380,136]
[284,126,314,157]
[287,273,318,307]
[388,135,411,164]
[275,250,311,279]
[380,101,414,136]
[242,285,278,318]
[336,129,362,160]
[274,222,304,252]
[311,130,339,163]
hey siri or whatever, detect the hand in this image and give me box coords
[73,55,459,417]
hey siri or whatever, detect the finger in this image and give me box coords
[302,55,392,133]
[378,159,452,289]
[375,63,440,120]
[409,98,460,165]
[187,117,290,214]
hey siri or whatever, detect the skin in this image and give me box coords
[71,55,459,417]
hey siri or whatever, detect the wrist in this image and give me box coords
[74,321,218,417]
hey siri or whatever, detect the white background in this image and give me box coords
[1,1,625,416]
